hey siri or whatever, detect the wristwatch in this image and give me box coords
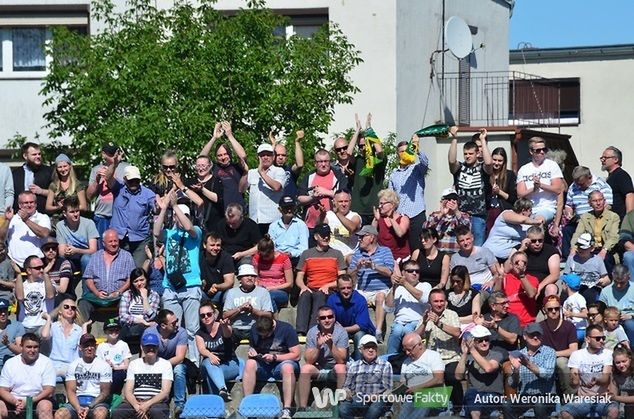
[181,187,189,193]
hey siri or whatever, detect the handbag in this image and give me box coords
[167,233,187,290]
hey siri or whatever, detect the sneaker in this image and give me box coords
[173,405,184,419]
[280,407,292,418]
[376,331,383,343]
[219,388,232,402]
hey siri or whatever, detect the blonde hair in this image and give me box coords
[377,189,400,207]
[50,163,79,197]
[153,150,179,191]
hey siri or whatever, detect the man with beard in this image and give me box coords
[248,144,287,235]
[86,143,130,240]
[601,146,634,221]
[272,130,305,198]
[0,333,55,419]
[200,121,248,209]
[12,142,52,214]
[55,334,111,419]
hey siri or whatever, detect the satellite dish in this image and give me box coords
[445,16,473,59]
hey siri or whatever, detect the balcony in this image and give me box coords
[441,71,580,128]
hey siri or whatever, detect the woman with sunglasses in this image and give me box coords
[40,238,74,305]
[119,268,160,341]
[410,228,450,289]
[40,298,90,379]
[150,150,191,228]
[446,266,481,325]
[195,302,240,401]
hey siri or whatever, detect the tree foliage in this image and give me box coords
[42,0,362,176]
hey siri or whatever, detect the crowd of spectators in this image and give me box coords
[0,120,633,419]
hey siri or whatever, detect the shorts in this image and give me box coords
[255,360,300,381]
[356,289,388,305]
[60,402,110,419]
[561,401,619,418]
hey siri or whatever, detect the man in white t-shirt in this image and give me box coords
[247,144,287,235]
[324,189,362,257]
[0,333,55,419]
[56,334,112,419]
[112,333,173,419]
[516,137,564,223]
[0,191,51,267]
[399,333,445,417]
[15,255,55,333]
[561,324,619,419]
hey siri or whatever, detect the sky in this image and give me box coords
[509,0,634,49]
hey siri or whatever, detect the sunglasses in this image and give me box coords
[475,337,490,343]
[589,336,606,342]
[335,146,347,152]
[319,314,334,320]
[29,265,44,270]
[199,312,214,319]
[546,307,561,312]
[162,165,177,170]
[63,304,77,311]
[530,239,544,244]
[588,313,599,318]
[532,147,548,154]
[404,269,420,274]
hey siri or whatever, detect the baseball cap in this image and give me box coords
[523,322,544,335]
[123,166,141,180]
[41,237,59,251]
[0,299,9,310]
[470,325,492,338]
[79,333,97,347]
[576,233,593,249]
[103,318,121,331]
[358,334,378,349]
[356,225,379,236]
[441,187,459,200]
[313,223,331,237]
[141,333,160,347]
[237,264,258,278]
[279,195,296,208]
[562,273,581,291]
[257,144,274,154]
[176,204,190,216]
[102,142,119,156]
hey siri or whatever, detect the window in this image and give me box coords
[509,77,580,125]
[12,27,46,71]
[288,15,328,38]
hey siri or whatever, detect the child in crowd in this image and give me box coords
[96,318,131,394]
[562,273,587,342]
[603,306,630,350]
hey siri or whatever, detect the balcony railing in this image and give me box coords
[441,71,576,127]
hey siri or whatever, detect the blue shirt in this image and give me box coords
[566,175,613,216]
[49,322,82,366]
[599,283,634,315]
[110,181,155,241]
[0,320,24,369]
[327,290,376,335]
[388,149,429,218]
[349,245,394,292]
[268,217,309,258]
[83,249,136,294]
[143,326,188,360]
[161,226,203,289]
[517,344,556,395]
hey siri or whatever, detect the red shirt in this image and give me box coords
[503,272,539,327]
[252,252,292,289]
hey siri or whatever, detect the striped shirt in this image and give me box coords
[388,149,429,218]
[349,245,394,292]
[127,357,173,401]
[566,175,613,216]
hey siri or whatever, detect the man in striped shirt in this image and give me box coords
[112,333,172,419]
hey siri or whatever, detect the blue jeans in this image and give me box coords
[162,287,202,363]
[387,320,418,354]
[269,289,289,312]
[201,358,240,393]
[350,330,368,361]
[173,363,187,408]
[93,215,111,250]
[339,399,388,419]
[622,318,634,344]
[623,252,634,278]
[471,215,486,246]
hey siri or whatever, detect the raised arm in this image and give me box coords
[292,130,305,175]
[448,128,460,174]
[200,122,223,157]
[222,121,247,162]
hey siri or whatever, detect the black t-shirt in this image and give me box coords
[213,162,245,209]
[417,251,447,288]
[454,162,487,217]
[185,176,224,232]
[250,320,299,356]
[515,243,559,282]
[200,251,234,291]
[196,327,233,362]
[607,167,634,220]
[446,288,478,318]
[216,218,262,256]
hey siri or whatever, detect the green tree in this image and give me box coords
[42,0,361,177]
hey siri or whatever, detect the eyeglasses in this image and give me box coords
[44,247,57,252]
[404,269,420,274]
[531,147,547,154]
[600,155,616,161]
[63,304,77,311]
[588,312,599,318]
[315,159,330,164]
[403,342,421,352]
[162,165,177,170]
[335,146,347,153]
[378,202,391,207]
[589,335,606,342]
[494,301,510,306]
[530,238,544,244]
[546,306,561,312]
[513,259,527,265]
[318,314,334,320]
[475,337,490,343]
[29,265,44,270]
[199,312,214,319]
[195,165,210,169]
